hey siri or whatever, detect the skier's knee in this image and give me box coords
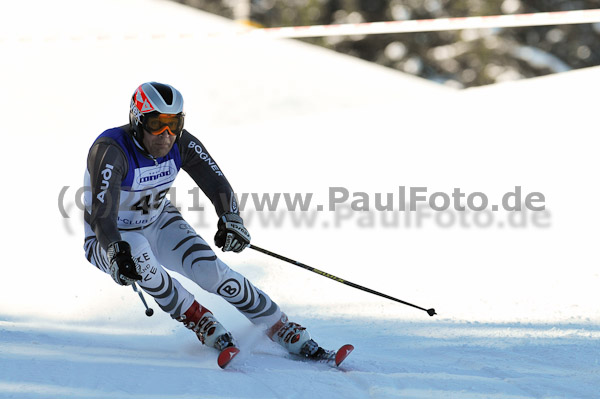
[121,232,153,259]
[190,257,232,293]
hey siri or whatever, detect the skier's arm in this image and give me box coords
[179,130,250,252]
[86,139,128,251]
[179,130,239,216]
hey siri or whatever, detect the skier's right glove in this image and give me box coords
[106,241,142,286]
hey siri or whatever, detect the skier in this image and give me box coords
[83,82,321,364]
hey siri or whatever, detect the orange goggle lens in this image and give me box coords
[144,113,184,136]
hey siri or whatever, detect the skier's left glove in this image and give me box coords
[106,241,142,286]
[214,213,251,253]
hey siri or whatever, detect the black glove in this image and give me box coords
[214,213,251,253]
[106,241,142,286]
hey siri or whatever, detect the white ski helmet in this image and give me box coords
[129,82,185,142]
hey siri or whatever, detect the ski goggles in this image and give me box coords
[143,113,184,136]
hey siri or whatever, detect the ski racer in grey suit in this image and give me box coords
[83,82,318,357]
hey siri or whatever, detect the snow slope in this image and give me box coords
[1,0,599,397]
[2,317,599,399]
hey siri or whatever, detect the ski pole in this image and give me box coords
[132,282,154,317]
[248,244,436,317]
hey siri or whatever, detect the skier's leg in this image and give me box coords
[149,206,317,354]
[83,226,230,348]
[149,207,284,327]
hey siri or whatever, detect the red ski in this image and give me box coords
[295,343,354,367]
[217,346,240,369]
[217,344,353,369]
[334,344,354,366]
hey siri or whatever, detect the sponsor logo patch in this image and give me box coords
[217,279,242,298]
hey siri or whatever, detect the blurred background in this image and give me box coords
[172,0,600,88]
[2,2,600,394]
[1,0,599,326]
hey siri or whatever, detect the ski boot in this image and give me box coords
[177,300,237,351]
[268,314,319,357]
[268,314,354,366]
